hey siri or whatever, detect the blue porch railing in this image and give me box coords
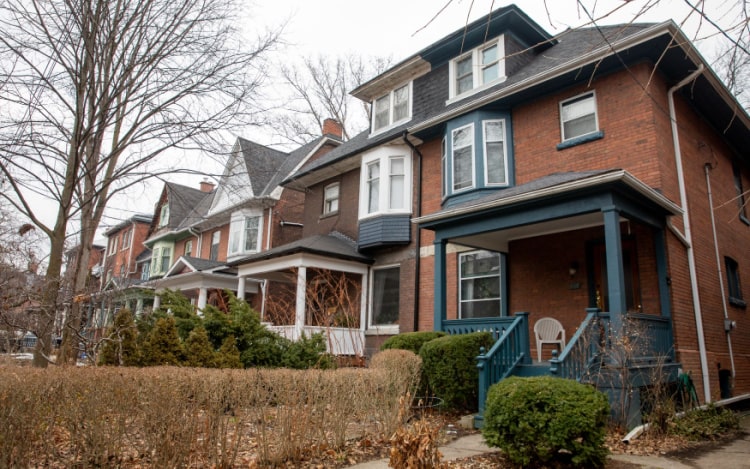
[550,308,606,381]
[443,316,520,341]
[474,312,530,424]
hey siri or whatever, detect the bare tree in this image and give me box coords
[0,0,281,366]
[713,37,750,111]
[269,54,392,146]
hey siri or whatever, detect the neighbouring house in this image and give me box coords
[234,4,749,423]
[145,120,344,314]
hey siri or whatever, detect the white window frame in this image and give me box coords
[108,237,118,255]
[441,137,448,198]
[140,261,150,281]
[458,250,502,319]
[184,239,193,257]
[227,209,263,259]
[451,123,475,193]
[150,248,159,275]
[448,36,506,100]
[358,146,412,219]
[368,264,400,334]
[210,231,221,261]
[483,119,509,187]
[371,82,412,134]
[158,204,169,227]
[160,247,171,273]
[122,228,131,249]
[559,91,599,141]
[323,182,340,215]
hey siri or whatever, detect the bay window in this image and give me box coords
[452,124,474,191]
[359,146,412,219]
[484,120,507,185]
[228,210,262,259]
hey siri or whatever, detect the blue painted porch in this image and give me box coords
[443,310,679,428]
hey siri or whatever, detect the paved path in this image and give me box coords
[348,414,750,468]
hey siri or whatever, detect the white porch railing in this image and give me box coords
[266,325,364,356]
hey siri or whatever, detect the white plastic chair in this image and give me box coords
[533,317,566,362]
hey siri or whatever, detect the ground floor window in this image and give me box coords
[370,266,400,326]
[459,250,503,318]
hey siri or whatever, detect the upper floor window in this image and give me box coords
[726,256,745,308]
[209,231,220,261]
[372,83,411,133]
[359,146,412,219]
[459,250,504,318]
[184,239,193,257]
[733,162,749,225]
[443,112,511,201]
[560,92,598,141]
[140,262,150,281]
[449,37,505,99]
[158,204,170,227]
[122,228,131,249]
[228,210,262,258]
[108,237,118,255]
[160,247,171,273]
[323,183,340,215]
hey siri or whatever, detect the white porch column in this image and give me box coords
[295,266,307,340]
[153,294,161,310]
[237,276,246,300]
[197,287,208,311]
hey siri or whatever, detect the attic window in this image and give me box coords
[372,83,411,133]
[449,36,506,99]
[158,204,169,227]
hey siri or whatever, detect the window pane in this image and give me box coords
[367,161,380,213]
[393,85,409,122]
[562,95,597,139]
[441,138,448,197]
[374,95,390,130]
[456,56,473,94]
[389,157,405,209]
[244,217,259,252]
[460,299,500,318]
[452,126,473,191]
[161,248,171,272]
[485,121,506,184]
[460,251,502,319]
[324,184,339,213]
[461,251,500,277]
[481,44,499,83]
[372,267,399,325]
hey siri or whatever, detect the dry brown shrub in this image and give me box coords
[388,393,444,469]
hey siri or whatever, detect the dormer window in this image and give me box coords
[158,204,169,227]
[372,83,411,133]
[449,37,505,99]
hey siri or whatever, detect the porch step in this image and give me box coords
[513,362,552,377]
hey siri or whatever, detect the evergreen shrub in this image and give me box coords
[483,376,610,468]
[419,331,493,411]
[380,331,446,354]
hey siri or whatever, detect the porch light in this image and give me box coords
[569,261,579,277]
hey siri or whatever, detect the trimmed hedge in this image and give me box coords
[380,331,446,354]
[419,331,493,411]
[483,376,610,467]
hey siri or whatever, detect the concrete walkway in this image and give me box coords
[348,414,750,468]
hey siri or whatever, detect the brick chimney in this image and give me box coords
[199,178,215,193]
[322,118,343,139]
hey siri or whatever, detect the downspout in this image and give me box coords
[403,131,422,332]
[705,163,736,379]
[668,64,710,403]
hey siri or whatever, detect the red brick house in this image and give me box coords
[235,5,749,420]
[147,123,343,313]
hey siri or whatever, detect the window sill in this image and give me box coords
[365,325,400,336]
[729,297,747,309]
[556,130,604,150]
[446,76,507,106]
[320,211,339,220]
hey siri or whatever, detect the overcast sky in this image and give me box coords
[99,0,740,238]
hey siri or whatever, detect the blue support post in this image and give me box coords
[476,346,487,421]
[433,239,447,333]
[654,228,671,318]
[515,312,531,364]
[603,207,626,342]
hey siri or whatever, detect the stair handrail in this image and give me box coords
[549,308,606,381]
[476,312,530,424]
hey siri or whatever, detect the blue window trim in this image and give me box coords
[556,130,605,150]
[442,110,514,205]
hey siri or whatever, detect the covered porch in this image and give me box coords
[416,170,683,423]
[152,257,255,312]
[232,234,373,356]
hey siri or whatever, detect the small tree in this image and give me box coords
[184,327,216,368]
[98,309,139,366]
[214,336,242,369]
[142,317,184,366]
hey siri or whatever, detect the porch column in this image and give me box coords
[433,239,447,332]
[197,288,207,311]
[603,206,626,339]
[654,228,671,318]
[237,276,246,300]
[360,269,368,336]
[153,294,161,311]
[295,266,307,340]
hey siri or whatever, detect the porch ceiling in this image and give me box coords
[450,212,610,251]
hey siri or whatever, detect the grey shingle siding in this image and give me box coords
[358,215,411,250]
